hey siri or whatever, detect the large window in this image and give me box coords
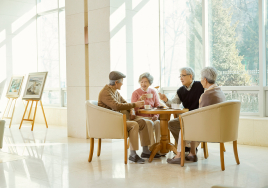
[209,0,259,87]
[161,0,268,116]
[161,0,203,87]
[37,1,66,107]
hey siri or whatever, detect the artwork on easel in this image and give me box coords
[6,76,24,98]
[22,72,48,100]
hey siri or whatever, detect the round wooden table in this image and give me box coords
[138,108,189,162]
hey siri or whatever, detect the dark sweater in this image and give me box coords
[177,81,204,111]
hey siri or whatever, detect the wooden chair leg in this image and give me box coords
[201,142,204,148]
[220,143,225,171]
[88,138,94,162]
[203,142,209,159]
[123,114,128,164]
[233,140,240,165]
[124,137,128,164]
[181,140,185,167]
[97,138,101,157]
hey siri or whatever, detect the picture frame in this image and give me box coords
[22,72,48,100]
[6,76,24,98]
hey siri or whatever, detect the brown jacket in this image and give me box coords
[199,86,226,108]
[98,85,135,111]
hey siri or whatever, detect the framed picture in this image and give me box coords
[6,76,24,98]
[22,72,48,100]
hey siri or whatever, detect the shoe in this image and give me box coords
[167,157,181,164]
[141,152,161,158]
[129,155,145,164]
[185,155,198,162]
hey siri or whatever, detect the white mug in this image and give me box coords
[146,93,153,98]
[144,105,151,109]
[171,104,180,109]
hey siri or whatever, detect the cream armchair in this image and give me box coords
[85,100,128,164]
[179,100,241,171]
[0,120,5,148]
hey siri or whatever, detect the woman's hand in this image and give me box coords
[140,94,147,101]
[152,116,158,121]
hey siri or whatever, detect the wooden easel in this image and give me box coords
[2,97,18,128]
[19,100,48,131]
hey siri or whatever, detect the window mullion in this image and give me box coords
[259,0,266,117]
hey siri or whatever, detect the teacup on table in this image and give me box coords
[146,93,153,98]
[171,104,181,109]
[144,105,151,110]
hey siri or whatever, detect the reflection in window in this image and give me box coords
[161,0,203,87]
[209,0,259,86]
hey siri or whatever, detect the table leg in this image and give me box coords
[166,143,177,155]
[159,114,170,154]
[148,114,171,162]
[149,143,162,162]
[149,143,159,152]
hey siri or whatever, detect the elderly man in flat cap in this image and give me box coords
[98,71,161,163]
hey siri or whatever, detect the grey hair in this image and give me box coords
[109,78,123,86]
[139,72,154,85]
[179,67,195,80]
[201,67,218,84]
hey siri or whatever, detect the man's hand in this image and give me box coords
[140,94,147,101]
[159,93,168,102]
[135,101,145,108]
[152,116,158,121]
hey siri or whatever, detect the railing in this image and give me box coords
[161,86,268,117]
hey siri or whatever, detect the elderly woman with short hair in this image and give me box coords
[131,72,161,146]
[199,67,226,107]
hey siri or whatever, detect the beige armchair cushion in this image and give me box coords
[85,100,125,139]
[0,120,5,148]
[180,100,241,143]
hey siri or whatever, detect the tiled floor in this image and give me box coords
[0,124,268,188]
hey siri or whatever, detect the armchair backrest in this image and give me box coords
[181,100,241,143]
[0,120,5,148]
[85,100,125,139]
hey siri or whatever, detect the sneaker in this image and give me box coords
[141,152,161,158]
[129,155,145,164]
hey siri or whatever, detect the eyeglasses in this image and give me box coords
[179,74,190,78]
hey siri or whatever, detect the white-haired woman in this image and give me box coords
[131,72,161,147]
[199,67,226,107]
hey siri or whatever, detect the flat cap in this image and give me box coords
[109,71,126,80]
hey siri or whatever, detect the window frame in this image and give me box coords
[36,0,66,107]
